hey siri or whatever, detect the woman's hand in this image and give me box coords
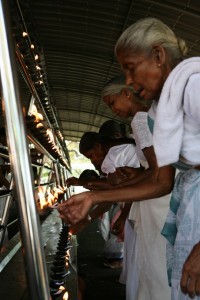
[57,191,95,224]
[66,176,81,187]
[181,242,200,298]
[112,216,125,241]
[115,166,143,183]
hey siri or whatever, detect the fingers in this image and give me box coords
[195,278,200,297]
[181,270,200,298]
[180,243,200,298]
[180,269,189,294]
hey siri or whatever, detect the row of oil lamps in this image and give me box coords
[49,225,71,299]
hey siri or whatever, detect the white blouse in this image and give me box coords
[101,144,140,174]
[131,111,153,166]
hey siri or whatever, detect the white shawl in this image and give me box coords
[153,57,200,167]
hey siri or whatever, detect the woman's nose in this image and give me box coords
[112,106,118,115]
[125,73,134,86]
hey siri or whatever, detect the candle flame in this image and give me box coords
[38,191,46,209]
[46,192,55,206]
[30,104,43,122]
[62,291,69,300]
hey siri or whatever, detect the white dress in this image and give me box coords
[125,112,171,300]
[101,144,140,278]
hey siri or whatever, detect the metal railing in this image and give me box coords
[0,1,51,299]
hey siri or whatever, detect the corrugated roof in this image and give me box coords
[4,0,200,141]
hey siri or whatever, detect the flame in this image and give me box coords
[66,249,70,258]
[38,186,58,209]
[38,191,47,209]
[34,112,43,122]
[62,291,69,300]
[36,122,44,129]
[30,104,43,122]
[46,192,55,206]
[59,286,65,291]
[53,186,64,200]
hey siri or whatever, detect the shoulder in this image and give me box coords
[186,73,200,90]
[108,144,135,154]
[184,73,200,116]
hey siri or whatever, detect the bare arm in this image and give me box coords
[58,146,175,224]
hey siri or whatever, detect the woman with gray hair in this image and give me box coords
[59,18,200,299]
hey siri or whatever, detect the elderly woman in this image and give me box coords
[59,18,200,299]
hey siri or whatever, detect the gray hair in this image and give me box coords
[101,75,134,100]
[115,18,188,68]
[101,75,151,106]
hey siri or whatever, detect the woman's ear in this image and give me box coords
[94,143,102,151]
[123,88,131,98]
[152,45,166,66]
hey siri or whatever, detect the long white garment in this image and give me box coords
[153,57,200,167]
[101,143,140,281]
[127,112,171,300]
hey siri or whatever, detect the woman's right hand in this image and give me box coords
[116,166,143,182]
[66,176,81,187]
[57,191,95,224]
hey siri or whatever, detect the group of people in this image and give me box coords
[58,17,200,300]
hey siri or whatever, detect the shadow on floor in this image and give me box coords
[76,219,126,300]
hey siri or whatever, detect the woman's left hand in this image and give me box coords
[181,242,200,298]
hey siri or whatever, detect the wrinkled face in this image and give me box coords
[83,144,105,170]
[103,90,133,118]
[117,49,167,101]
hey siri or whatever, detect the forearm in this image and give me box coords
[119,167,158,187]
[91,173,174,205]
[120,203,132,219]
[89,203,112,221]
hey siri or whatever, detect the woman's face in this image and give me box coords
[103,89,135,118]
[117,49,168,101]
[83,144,105,170]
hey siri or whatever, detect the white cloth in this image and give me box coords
[153,57,200,167]
[100,143,140,277]
[101,144,140,174]
[101,143,140,221]
[119,219,137,285]
[129,112,171,300]
[131,111,153,163]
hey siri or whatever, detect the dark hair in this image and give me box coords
[79,169,99,180]
[79,131,135,154]
[99,120,127,138]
